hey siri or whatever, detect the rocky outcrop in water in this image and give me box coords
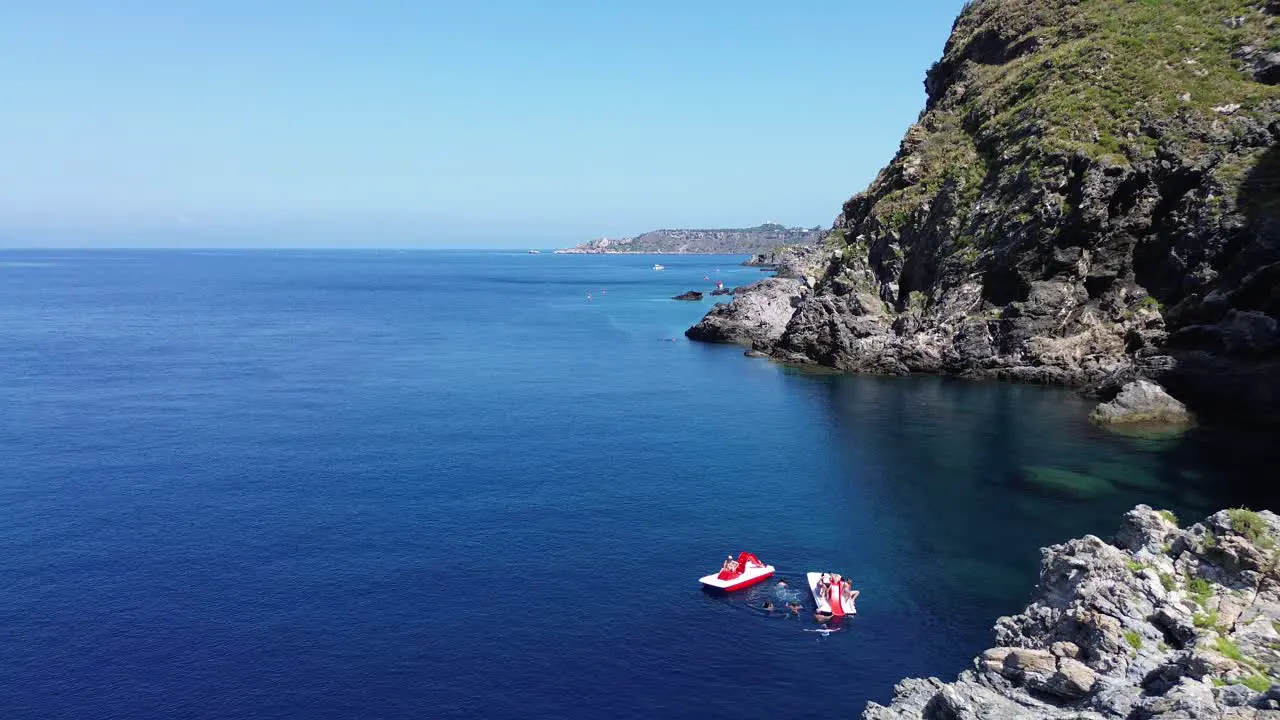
[687,0,1280,425]
[684,278,809,348]
[672,290,704,301]
[866,505,1280,719]
[557,224,823,255]
[1090,379,1195,426]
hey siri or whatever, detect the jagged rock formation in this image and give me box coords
[684,278,809,347]
[866,505,1280,719]
[688,0,1280,424]
[742,244,838,281]
[672,290,704,301]
[557,224,823,255]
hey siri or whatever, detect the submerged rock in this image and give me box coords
[1021,466,1116,500]
[862,505,1280,719]
[672,290,704,301]
[1089,380,1194,427]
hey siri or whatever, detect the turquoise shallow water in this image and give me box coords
[0,249,1274,719]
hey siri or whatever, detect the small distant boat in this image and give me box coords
[807,572,857,616]
[652,264,665,271]
[528,249,541,254]
[699,552,775,592]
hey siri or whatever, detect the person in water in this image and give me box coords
[787,601,802,615]
[762,600,775,612]
[776,579,788,588]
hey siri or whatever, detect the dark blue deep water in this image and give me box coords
[1,250,1276,719]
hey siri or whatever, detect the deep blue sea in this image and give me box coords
[1,250,1276,719]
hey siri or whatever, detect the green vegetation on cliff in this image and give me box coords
[860,0,1280,249]
[958,0,1280,158]
[761,0,1280,423]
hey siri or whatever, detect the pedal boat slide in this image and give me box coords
[699,552,775,592]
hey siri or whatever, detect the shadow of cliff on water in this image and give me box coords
[807,373,1280,615]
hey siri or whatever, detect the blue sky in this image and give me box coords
[1,1,965,247]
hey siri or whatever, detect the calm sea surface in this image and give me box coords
[0,250,1275,719]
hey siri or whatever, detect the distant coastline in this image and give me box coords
[557,223,823,255]
[551,249,760,255]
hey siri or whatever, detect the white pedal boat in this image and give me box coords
[808,572,857,616]
[699,552,775,592]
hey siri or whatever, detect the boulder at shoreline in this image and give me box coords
[1089,379,1194,427]
[865,505,1280,719]
[684,278,808,347]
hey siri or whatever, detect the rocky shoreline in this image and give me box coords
[864,505,1280,719]
[685,278,810,347]
[684,0,1280,427]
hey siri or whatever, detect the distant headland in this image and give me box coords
[554,223,823,255]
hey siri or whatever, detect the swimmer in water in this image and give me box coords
[762,600,775,612]
[787,601,802,615]
[815,611,833,623]
[776,579,788,588]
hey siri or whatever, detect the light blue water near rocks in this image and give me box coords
[0,250,1274,719]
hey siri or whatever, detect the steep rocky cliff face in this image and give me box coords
[696,0,1280,424]
[866,506,1280,719]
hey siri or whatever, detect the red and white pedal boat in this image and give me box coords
[808,572,857,616]
[699,552,775,592]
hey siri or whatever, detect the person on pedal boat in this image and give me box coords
[722,555,739,573]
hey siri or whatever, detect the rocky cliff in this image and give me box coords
[742,244,839,280]
[866,505,1280,719]
[689,0,1280,425]
[557,224,823,254]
